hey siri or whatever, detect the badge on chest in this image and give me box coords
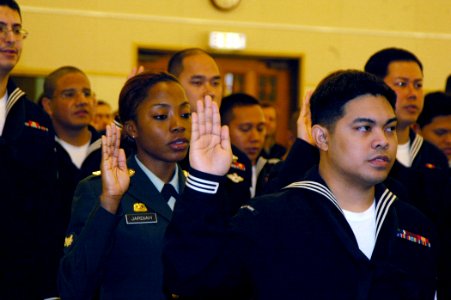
[125,202,157,224]
[125,213,158,224]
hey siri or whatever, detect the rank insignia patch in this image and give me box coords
[24,120,49,132]
[64,234,74,248]
[133,202,148,212]
[227,173,244,183]
[396,228,431,248]
[230,161,246,171]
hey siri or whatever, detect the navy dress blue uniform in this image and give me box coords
[181,145,252,217]
[0,81,60,299]
[54,125,102,231]
[164,167,437,300]
[58,156,185,300]
[269,135,450,298]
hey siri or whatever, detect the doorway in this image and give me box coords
[138,49,301,148]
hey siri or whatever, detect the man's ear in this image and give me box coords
[41,97,53,116]
[124,120,137,139]
[312,124,329,151]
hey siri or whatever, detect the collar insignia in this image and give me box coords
[133,202,148,212]
[64,234,74,248]
[227,172,244,183]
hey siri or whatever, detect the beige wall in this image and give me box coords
[15,0,451,109]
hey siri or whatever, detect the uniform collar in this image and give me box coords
[285,166,397,240]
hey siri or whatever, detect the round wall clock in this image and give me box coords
[210,0,241,11]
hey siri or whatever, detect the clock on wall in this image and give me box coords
[210,0,241,11]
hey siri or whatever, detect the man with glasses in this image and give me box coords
[0,0,61,298]
[42,66,102,284]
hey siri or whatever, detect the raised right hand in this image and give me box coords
[100,124,130,214]
[189,96,232,176]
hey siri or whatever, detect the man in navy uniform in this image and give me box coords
[164,70,437,299]
[0,0,60,298]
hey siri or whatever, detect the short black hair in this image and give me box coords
[310,70,396,130]
[219,93,260,126]
[364,47,423,79]
[44,66,86,98]
[417,91,451,128]
[0,0,21,19]
[118,71,180,124]
[167,48,210,77]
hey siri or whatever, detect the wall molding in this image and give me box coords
[23,5,451,41]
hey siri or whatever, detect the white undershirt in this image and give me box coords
[397,142,411,167]
[0,92,8,135]
[55,137,90,169]
[342,201,376,259]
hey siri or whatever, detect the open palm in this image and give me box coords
[189,96,232,176]
[100,124,130,213]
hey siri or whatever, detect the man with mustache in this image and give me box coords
[41,66,102,282]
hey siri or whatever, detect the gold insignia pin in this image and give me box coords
[227,173,244,183]
[64,234,74,248]
[133,202,148,212]
[183,170,189,178]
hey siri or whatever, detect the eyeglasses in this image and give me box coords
[55,89,95,100]
[0,23,28,40]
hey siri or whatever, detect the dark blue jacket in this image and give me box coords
[59,157,185,300]
[164,167,437,300]
[0,81,59,299]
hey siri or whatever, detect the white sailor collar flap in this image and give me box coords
[284,180,397,241]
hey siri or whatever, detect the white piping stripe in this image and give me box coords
[375,189,390,221]
[375,190,397,239]
[410,134,423,163]
[285,181,342,212]
[186,175,219,194]
[6,88,25,115]
[286,181,336,203]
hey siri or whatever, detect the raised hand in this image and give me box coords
[100,124,130,214]
[297,90,314,145]
[189,95,232,176]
